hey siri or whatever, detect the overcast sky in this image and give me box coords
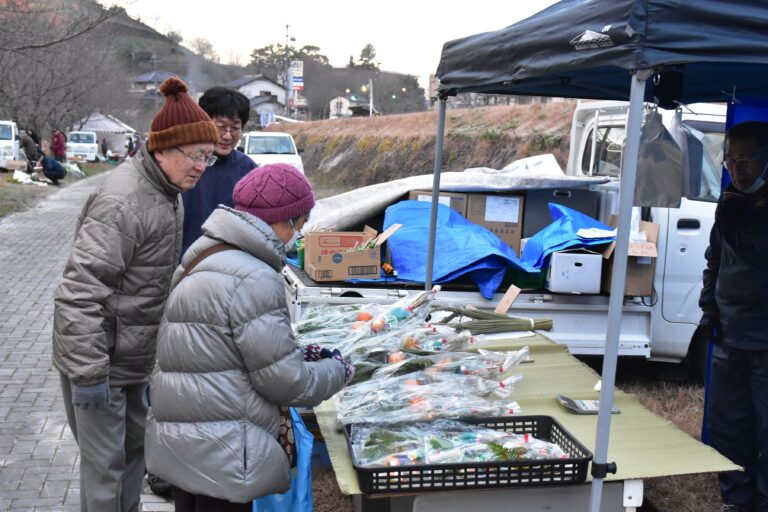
[105,1,560,90]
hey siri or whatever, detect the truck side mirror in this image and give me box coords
[297,147,304,154]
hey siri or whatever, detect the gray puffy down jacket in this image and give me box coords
[53,145,183,386]
[145,206,346,503]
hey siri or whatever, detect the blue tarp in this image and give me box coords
[521,203,615,269]
[384,201,536,299]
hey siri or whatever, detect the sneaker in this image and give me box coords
[147,472,172,497]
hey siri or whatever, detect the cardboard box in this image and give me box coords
[408,190,468,217]
[2,159,27,171]
[466,193,525,253]
[602,217,659,296]
[546,249,603,294]
[523,187,600,237]
[304,227,380,282]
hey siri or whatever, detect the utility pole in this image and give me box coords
[284,24,290,116]
[368,78,373,117]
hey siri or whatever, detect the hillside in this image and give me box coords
[269,101,578,188]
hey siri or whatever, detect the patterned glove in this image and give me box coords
[301,344,324,362]
[332,353,356,384]
[699,314,722,345]
[71,381,111,410]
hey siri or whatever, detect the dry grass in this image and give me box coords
[271,101,577,139]
[619,369,723,512]
[0,162,113,219]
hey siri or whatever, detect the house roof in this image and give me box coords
[74,113,136,134]
[132,71,183,84]
[227,74,283,89]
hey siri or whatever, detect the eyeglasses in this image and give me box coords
[289,213,310,230]
[174,147,217,167]
[215,125,242,137]
[722,147,768,171]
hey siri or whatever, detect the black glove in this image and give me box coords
[72,381,111,410]
[301,345,341,362]
[699,314,722,345]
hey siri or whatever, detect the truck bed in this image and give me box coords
[283,263,653,358]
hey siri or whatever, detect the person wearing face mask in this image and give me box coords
[699,121,768,512]
[144,163,355,511]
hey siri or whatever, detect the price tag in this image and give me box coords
[494,285,521,314]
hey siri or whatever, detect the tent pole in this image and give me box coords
[425,97,448,290]
[588,68,652,512]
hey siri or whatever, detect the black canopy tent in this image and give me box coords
[430,1,768,510]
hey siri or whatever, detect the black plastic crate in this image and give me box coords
[345,415,592,494]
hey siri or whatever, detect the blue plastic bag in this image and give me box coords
[520,203,615,269]
[253,408,314,512]
[384,200,535,299]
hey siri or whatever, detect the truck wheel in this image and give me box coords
[685,329,709,385]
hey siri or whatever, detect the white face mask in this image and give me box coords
[285,230,300,252]
[734,161,768,194]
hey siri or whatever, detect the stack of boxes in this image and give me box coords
[303,187,659,297]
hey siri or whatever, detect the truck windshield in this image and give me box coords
[69,133,95,144]
[0,125,12,140]
[247,136,295,155]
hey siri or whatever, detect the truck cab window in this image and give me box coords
[582,126,625,177]
[686,130,724,203]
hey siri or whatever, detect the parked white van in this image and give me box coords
[0,120,20,169]
[238,131,304,173]
[66,131,99,162]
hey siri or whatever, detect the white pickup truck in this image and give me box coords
[283,101,726,379]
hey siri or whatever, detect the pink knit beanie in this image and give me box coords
[233,164,315,224]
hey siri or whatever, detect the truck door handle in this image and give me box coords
[677,219,700,230]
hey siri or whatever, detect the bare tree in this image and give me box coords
[166,30,183,45]
[189,37,219,62]
[0,2,131,136]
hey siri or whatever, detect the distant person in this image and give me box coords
[101,137,108,158]
[700,120,768,512]
[127,135,135,157]
[52,76,219,512]
[181,86,256,255]
[19,130,39,169]
[145,164,354,511]
[51,129,66,162]
[27,128,40,146]
[35,155,67,185]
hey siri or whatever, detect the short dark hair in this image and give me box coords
[726,121,768,148]
[198,87,250,127]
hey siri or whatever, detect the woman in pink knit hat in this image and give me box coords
[145,163,355,511]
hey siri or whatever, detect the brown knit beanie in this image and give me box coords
[147,77,219,152]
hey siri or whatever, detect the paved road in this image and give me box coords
[0,174,172,511]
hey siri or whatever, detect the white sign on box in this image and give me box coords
[484,196,520,223]
[417,194,452,207]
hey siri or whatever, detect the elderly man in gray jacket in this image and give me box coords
[52,76,220,512]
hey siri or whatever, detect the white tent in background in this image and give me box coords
[72,113,137,157]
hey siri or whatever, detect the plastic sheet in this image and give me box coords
[336,370,523,425]
[520,203,615,269]
[384,201,536,299]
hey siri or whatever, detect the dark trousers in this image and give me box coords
[171,486,251,512]
[706,344,768,511]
